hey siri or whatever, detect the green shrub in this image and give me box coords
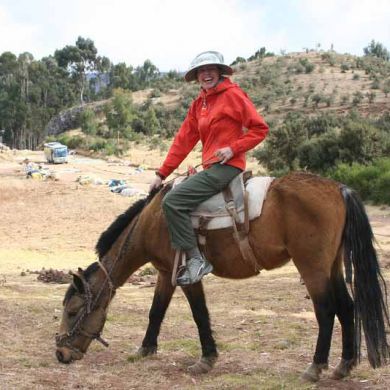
[89,138,107,152]
[299,58,315,73]
[57,134,85,149]
[80,108,98,135]
[352,91,364,105]
[298,130,340,172]
[329,158,390,204]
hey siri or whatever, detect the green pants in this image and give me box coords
[162,164,241,251]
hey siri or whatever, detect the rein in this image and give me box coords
[163,156,221,186]
[56,216,140,353]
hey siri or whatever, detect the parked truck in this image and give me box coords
[44,142,68,163]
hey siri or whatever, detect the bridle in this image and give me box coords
[56,202,144,357]
[55,260,116,354]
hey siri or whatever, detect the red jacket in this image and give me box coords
[158,78,269,179]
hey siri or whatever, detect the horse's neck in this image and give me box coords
[100,214,147,288]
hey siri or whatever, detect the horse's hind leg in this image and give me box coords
[138,271,175,357]
[299,271,336,382]
[331,273,356,379]
[181,281,218,374]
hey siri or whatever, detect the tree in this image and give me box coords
[80,108,98,135]
[104,89,134,137]
[134,59,159,88]
[55,37,99,103]
[230,57,246,66]
[109,62,136,90]
[363,40,390,61]
[247,47,274,61]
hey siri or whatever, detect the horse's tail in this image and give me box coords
[341,185,390,368]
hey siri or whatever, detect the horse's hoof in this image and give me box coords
[137,345,157,357]
[331,358,356,380]
[301,363,328,382]
[188,355,217,375]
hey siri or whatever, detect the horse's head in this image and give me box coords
[55,264,113,364]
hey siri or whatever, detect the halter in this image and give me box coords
[55,260,116,353]
[56,213,141,355]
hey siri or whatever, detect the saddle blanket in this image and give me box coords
[190,176,274,230]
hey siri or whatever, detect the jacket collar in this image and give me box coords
[199,77,235,98]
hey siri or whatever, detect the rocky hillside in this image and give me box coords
[133,51,390,121]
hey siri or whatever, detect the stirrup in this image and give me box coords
[176,258,213,286]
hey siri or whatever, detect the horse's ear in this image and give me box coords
[70,271,85,294]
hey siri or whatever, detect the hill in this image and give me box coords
[131,51,390,121]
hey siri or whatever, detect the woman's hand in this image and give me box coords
[215,147,234,164]
[149,175,163,192]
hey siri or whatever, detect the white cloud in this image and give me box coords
[296,0,390,54]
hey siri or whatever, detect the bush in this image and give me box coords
[57,134,85,149]
[80,108,98,135]
[352,91,364,105]
[298,130,340,171]
[329,158,390,204]
[254,111,390,175]
[299,58,315,73]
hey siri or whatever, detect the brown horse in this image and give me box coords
[55,172,390,382]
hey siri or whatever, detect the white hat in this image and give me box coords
[184,51,233,82]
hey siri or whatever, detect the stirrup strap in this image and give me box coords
[171,249,186,287]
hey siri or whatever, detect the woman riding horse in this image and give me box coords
[149,50,269,286]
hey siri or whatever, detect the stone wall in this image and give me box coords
[44,100,108,136]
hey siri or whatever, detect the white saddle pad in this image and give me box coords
[190,176,274,230]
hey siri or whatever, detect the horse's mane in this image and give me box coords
[95,187,161,258]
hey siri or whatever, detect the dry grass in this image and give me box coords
[1,150,390,389]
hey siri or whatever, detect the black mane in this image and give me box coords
[95,188,160,258]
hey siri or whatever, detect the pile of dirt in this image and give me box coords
[21,268,72,284]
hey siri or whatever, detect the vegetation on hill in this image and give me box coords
[1,38,390,202]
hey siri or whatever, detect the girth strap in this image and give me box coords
[223,187,261,273]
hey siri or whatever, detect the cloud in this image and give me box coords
[295,0,390,54]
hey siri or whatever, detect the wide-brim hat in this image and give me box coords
[184,51,233,82]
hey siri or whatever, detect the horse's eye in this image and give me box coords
[67,311,78,318]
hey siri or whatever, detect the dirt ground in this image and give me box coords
[1,147,390,389]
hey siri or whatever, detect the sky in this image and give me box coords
[0,0,389,72]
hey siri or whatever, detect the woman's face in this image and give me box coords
[197,65,220,90]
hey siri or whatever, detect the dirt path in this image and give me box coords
[1,149,390,389]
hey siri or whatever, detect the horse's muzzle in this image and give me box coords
[56,346,83,364]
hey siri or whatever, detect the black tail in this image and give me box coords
[342,186,390,368]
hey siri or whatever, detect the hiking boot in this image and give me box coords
[176,256,213,286]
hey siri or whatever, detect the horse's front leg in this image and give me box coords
[181,281,218,374]
[138,270,176,357]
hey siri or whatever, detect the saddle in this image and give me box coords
[172,172,273,278]
[190,172,273,231]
